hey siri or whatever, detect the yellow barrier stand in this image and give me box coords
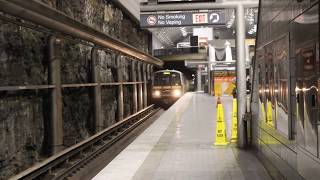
[214,83,222,96]
[214,98,229,146]
[260,102,266,122]
[267,101,274,127]
[224,83,236,95]
[231,98,237,142]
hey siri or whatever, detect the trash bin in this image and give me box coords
[243,112,252,148]
[204,85,208,93]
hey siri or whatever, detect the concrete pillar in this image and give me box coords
[117,55,124,121]
[91,48,103,132]
[197,65,202,92]
[131,60,138,113]
[143,63,148,108]
[48,36,63,154]
[137,62,143,110]
[236,4,247,148]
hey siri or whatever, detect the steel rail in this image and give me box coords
[0,0,163,67]
[0,82,146,92]
[9,105,159,180]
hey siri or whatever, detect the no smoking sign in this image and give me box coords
[147,15,157,26]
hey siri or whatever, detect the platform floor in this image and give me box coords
[93,93,271,180]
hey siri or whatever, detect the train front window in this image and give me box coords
[154,72,181,86]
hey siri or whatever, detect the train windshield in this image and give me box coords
[154,72,181,86]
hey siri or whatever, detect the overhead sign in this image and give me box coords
[140,10,225,28]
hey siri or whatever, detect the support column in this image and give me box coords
[147,64,151,106]
[150,65,154,80]
[91,48,103,132]
[117,55,124,121]
[207,62,211,95]
[131,60,138,113]
[197,65,202,92]
[236,4,247,148]
[143,63,148,108]
[137,62,143,111]
[49,36,63,154]
[147,64,150,81]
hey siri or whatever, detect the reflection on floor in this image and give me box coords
[93,92,271,180]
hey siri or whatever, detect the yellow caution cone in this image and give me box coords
[267,101,274,127]
[214,97,229,146]
[230,98,237,142]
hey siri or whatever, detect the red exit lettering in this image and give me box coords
[192,13,208,24]
[195,14,205,23]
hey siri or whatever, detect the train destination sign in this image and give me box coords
[140,10,225,28]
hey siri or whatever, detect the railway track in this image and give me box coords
[10,105,160,180]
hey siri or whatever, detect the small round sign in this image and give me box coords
[147,15,157,26]
[209,13,220,23]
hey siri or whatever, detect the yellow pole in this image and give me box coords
[231,98,237,142]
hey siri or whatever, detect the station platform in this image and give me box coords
[93,93,271,180]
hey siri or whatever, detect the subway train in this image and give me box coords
[251,3,320,179]
[151,70,188,107]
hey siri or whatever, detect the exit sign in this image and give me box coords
[140,10,225,28]
[192,13,208,24]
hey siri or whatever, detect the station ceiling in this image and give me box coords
[115,0,258,48]
[149,7,258,48]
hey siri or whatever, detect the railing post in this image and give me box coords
[48,36,63,154]
[137,62,143,110]
[117,55,124,121]
[131,60,138,113]
[143,63,148,108]
[147,64,151,105]
[91,48,103,132]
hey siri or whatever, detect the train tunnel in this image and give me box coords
[0,0,319,180]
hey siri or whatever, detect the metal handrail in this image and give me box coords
[0,82,146,91]
[0,0,163,67]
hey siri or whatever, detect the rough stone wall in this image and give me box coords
[0,0,150,179]
[123,58,133,118]
[0,92,47,179]
[99,51,118,128]
[0,21,49,179]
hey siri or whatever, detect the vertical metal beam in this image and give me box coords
[91,48,103,132]
[137,62,143,110]
[131,60,138,113]
[207,62,211,95]
[143,63,148,108]
[117,55,124,121]
[147,64,151,106]
[197,65,202,92]
[49,36,63,154]
[150,65,154,77]
[147,64,150,81]
[236,4,247,148]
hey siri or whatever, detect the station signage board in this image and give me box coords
[140,10,225,28]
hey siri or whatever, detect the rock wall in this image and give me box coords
[0,0,151,179]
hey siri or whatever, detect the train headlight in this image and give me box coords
[154,90,161,97]
[173,89,182,97]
